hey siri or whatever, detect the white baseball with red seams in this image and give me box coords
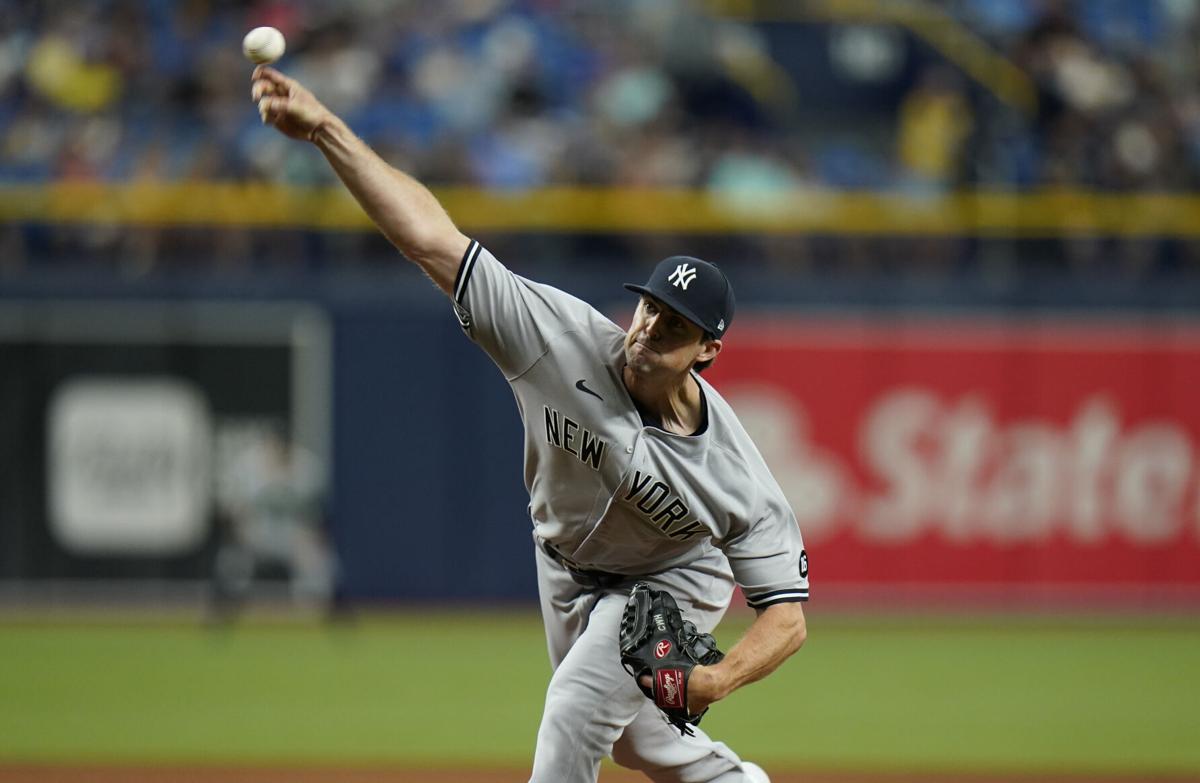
[242,26,285,64]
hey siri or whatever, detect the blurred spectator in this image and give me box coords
[896,66,973,190]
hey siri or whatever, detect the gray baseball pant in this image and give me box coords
[529,539,757,783]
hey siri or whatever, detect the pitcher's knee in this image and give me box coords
[611,719,684,774]
[610,731,644,770]
[536,688,623,763]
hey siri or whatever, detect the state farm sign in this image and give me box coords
[710,319,1200,586]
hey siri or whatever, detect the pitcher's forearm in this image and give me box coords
[693,601,806,706]
[252,64,469,292]
[311,115,468,293]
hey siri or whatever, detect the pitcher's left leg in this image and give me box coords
[611,703,758,783]
[529,591,646,783]
[608,567,763,782]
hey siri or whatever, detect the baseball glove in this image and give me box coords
[618,582,725,736]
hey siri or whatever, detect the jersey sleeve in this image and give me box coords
[451,239,599,379]
[721,489,810,609]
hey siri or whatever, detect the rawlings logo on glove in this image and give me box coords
[656,669,684,708]
[618,582,725,736]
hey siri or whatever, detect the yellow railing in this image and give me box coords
[707,0,1038,114]
[3,182,1200,236]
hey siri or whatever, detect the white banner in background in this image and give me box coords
[47,378,212,555]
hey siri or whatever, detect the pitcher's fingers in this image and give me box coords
[258,96,280,124]
[252,65,292,91]
[251,79,279,102]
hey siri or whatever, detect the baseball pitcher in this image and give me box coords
[252,64,808,783]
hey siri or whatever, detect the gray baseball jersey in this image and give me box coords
[451,239,809,608]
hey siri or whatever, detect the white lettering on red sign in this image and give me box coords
[729,385,1199,546]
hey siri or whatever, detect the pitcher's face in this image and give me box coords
[624,296,714,377]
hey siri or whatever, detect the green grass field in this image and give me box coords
[1,610,1197,775]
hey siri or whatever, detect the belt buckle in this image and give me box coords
[544,541,619,589]
[545,540,583,570]
[570,567,611,590]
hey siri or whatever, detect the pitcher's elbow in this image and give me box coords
[774,601,807,654]
[792,613,808,652]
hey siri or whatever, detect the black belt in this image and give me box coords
[541,540,628,590]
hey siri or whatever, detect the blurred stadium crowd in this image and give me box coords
[2,0,1200,282]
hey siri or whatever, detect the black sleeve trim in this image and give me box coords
[453,239,481,304]
[745,588,809,608]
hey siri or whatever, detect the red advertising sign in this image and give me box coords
[708,318,1200,590]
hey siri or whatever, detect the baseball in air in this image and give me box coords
[242,26,286,64]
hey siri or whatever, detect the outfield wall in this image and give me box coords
[1,269,1197,607]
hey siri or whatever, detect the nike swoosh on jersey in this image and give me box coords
[575,379,604,401]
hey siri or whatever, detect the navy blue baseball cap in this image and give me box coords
[624,256,735,339]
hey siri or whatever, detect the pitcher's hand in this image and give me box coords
[251,65,333,142]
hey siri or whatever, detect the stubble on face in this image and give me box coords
[623,296,706,380]
[623,328,656,374]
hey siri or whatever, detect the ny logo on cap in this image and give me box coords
[668,263,697,290]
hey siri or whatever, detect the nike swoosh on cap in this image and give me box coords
[575,379,603,401]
